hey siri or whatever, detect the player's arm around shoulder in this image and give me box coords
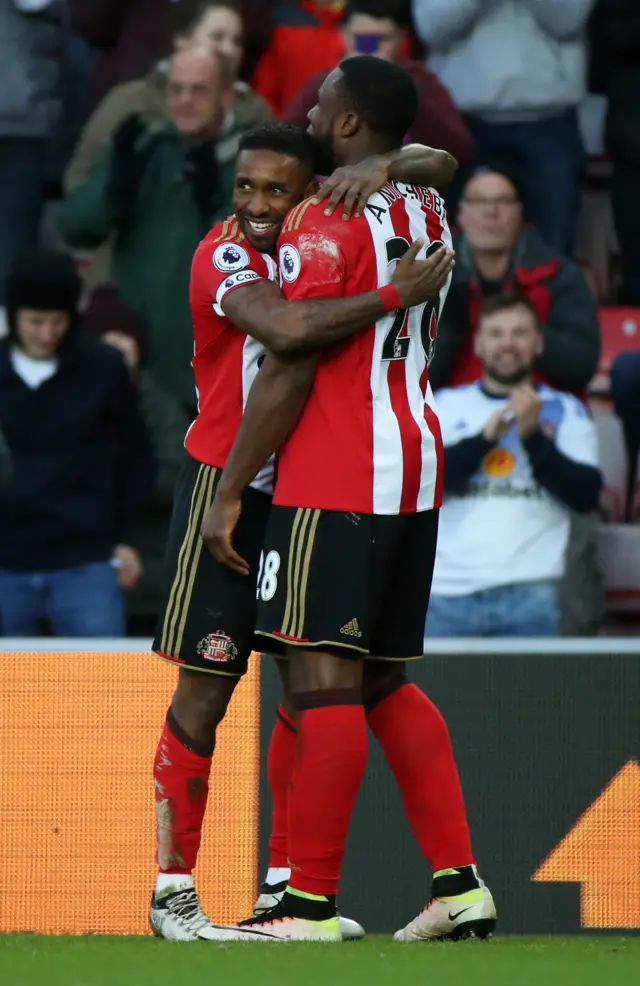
[220,200,350,356]
[268,200,455,353]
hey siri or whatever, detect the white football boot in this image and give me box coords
[150,878,234,941]
[253,881,364,940]
[213,907,343,942]
[394,885,497,942]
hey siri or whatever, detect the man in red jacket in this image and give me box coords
[429,166,600,395]
[282,0,472,166]
[252,1,347,117]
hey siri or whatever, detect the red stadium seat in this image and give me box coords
[590,308,640,393]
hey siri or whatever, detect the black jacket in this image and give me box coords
[0,335,155,572]
[0,424,11,490]
[429,228,600,394]
[592,0,640,166]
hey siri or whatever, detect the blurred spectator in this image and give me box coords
[253,0,347,116]
[66,1,271,193]
[429,167,600,394]
[0,0,64,305]
[284,0,473,166]
[70,1,273,111]
[58,45,236,407]
[83,287,192,633]
[238,0,274,79]
[412,0,594,254]
[427,293,602,638]
[68,0,173,110]
[171,0,274,80]
[591,0,640,304]
[0,251,154,637]
[610,351,640,521]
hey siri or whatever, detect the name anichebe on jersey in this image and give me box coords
[365,181,445,226]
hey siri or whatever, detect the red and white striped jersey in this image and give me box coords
[273,184,451,514]
[185,217,278,493]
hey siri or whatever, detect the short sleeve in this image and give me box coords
[278,203,347,301]
[191,235,276,317]
[555,396,600,467]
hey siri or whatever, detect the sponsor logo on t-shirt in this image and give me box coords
[483,447,516,478]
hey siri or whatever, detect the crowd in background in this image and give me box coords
[0,0,638,639]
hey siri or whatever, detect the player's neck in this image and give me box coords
[471,248,512,282]
[339,137,395,169]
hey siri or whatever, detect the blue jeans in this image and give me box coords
[464,109,585,256]
[425,580,560,638]
[0,561,125,636]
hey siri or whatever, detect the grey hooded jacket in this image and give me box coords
[0,0,64,138]
[412,0,595,122]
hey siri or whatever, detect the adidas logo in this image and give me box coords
[340,619,362,638]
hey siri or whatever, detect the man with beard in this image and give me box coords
[426,292,602,638]
[203,55,496,943]
[150,119,456,941]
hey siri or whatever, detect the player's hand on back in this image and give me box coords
[312,154,390,220]
[200,491,250,577]
[392,241,455,308]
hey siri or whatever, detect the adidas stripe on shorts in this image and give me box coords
[152,453,271,676]
[254,505,439,661]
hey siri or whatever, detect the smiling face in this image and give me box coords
[191,5,244,77]
[233,149,315,253]
[476,302,543,387]
[166,47,227,139]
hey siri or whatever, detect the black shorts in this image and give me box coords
[153,454,271,676]
[255,506,439,660]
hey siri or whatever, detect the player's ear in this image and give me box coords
[340,111,359,139]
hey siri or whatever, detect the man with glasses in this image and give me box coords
[428,166,599,397]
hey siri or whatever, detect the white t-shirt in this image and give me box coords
[432,382,600,596]
[10,348,58,389]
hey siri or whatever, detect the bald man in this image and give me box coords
[166,43,234,141]
[58,45,240,408]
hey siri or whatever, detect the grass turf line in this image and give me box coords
[1,935,639,986]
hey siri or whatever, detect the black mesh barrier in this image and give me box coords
[259,651,640,934]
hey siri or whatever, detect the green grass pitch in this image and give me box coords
[1,935,639,986]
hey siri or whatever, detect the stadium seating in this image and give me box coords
[588,309,640,627]
[590,307,640,393]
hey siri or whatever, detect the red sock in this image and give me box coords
[288,698,367,897]
[367,683,474,872]
[153,711,213,874]
[267,706,296,869]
